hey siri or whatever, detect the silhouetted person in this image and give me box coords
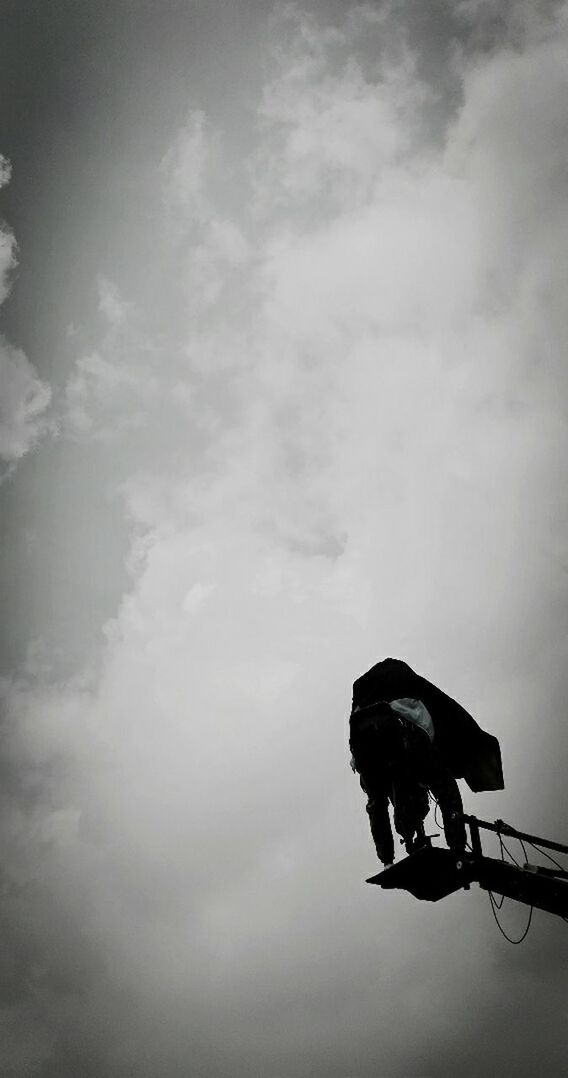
[350,700,466,863]
[350,659,504,866]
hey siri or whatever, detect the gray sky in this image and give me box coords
[1,1,567,1075]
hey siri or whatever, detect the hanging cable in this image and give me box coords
[491,831,565,937]
[492,832,525,909]
[428,791,443,830]
[458,818,566,935]
[488,891,533,944]
[488,834,506,909]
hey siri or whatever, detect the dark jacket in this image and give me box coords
[351,657,504,792]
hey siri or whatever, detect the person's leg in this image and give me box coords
[428,766,466,853]
[366,791,395,866]
[392,775,429,854]
[412,814,431,851]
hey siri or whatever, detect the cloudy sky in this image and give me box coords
[1,1,567,1074]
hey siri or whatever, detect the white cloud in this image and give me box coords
[182,215,251,311]
[255,9,428,214]
[97,276,131,327]
[160,109,212,225]
[0,153,11,186]
[0,161,51,465]
[0,229,16,306]
[65,347,159,437]
[0,338,51,463]
[0,160,16,305]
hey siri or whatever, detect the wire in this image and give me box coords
[498,834,521,867]
[497,823,567,871]
[492,832,567,936]
[490,835,514,910]
[465,822,565,939]
[491,837,506,908]
[526,841,566,873]
[488,891,533,944]
[525,842,568,925]
[428,791,443,830]
[518,837,529,863]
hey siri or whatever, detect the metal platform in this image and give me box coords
[367,846,475,901]
[366,818,568,919]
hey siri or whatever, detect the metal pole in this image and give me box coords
[468,816,483,860]
[463,815,568,857]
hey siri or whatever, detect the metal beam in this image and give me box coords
[473,854,568,919]
[463,815,568,857]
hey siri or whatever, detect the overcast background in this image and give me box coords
[1,1,567,1075]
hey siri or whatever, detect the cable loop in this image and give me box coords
[488,892,533,944]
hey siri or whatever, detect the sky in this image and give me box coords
[1,1,567,1074]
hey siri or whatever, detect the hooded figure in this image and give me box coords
[350,658,504,865]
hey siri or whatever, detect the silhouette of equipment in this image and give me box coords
[367,816,568,922]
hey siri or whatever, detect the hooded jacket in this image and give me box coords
[351,657,504,792]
